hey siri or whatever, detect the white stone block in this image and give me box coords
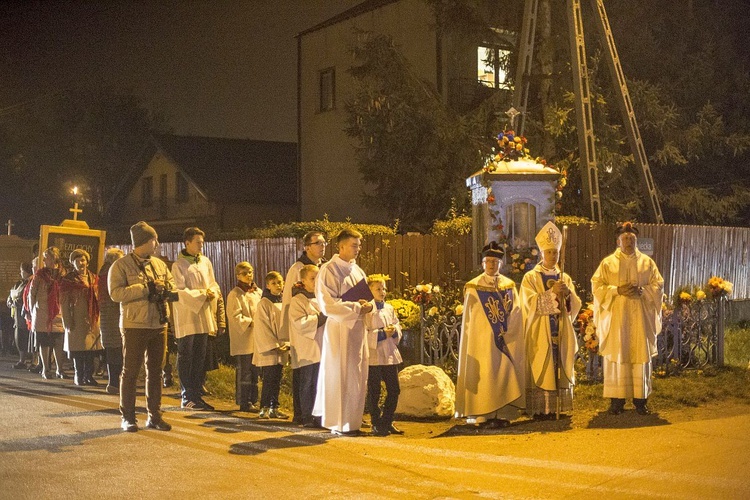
[396,364,455,417]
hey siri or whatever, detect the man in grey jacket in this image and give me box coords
[108,221,175,432]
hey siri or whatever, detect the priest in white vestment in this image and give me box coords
[521,222,581,419]
[591,222,663,415]
[455,242,525,428]
[313,228,373,435]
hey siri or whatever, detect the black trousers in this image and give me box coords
[292,367,301,421]
[177,333,208,403]
[105,346,123,388]
[71,351,96,381]
[260,364,283,409]
[297,362,320,425]
[235,353,260,405]
[367,364,401,427]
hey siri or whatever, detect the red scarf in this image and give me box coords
[35,268,62,330]
[60,270,100,327]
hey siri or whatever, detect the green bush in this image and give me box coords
[214,214,397,241]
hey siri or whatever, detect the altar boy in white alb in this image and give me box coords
[172,227,221,411]
[455,242,525,428]
[313,228,372,435]
[520,222,581,419]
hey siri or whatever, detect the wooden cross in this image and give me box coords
[5,219,13,236]
[69,202,83,221]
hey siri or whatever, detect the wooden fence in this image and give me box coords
[562,223,750,300]
[112,222,750,302]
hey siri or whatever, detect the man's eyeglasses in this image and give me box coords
[310,241,327,247]
[239,271,254,276]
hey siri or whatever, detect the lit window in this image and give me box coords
[505,202,537,247]
[478,46,511,90]
[176,172,189,203]
[319,68,335,112]
[141,176,153,207]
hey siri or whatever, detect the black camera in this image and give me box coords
[147,281,179,324]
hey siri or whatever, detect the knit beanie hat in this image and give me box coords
[130,221,158,248]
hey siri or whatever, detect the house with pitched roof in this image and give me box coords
[297,0,516,223]
[107,133,297,241]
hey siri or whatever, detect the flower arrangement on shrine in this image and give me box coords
[577,305,598,354]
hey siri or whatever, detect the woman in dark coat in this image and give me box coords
[98,248,124,394]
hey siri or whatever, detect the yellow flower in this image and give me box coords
[696,290,706,301]
[416,285,424,292]
[454,304,464,316]
[428,306,438,317]
[679,292,692,301]
[424,284,433,293]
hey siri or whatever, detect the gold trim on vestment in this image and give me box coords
[464,282,515,293]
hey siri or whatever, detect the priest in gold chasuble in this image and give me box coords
[455,242,526,428]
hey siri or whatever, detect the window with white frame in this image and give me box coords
[478,46,511,90]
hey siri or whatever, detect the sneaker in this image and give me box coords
[105,385,119,395]
[258,407,271,419]
[198,399,215,411]
[268,408,289,419]
[181,400,206,410]
[388,424,405,435]
[145,418,172,431]
[121,419,138,432]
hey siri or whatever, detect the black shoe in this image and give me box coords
[56,371,68,380]
[302,421,324,429]
[85,377,100,386]
[41,371,50,380]
[331,429,365,437]
[29,364,42,373]
[198,399,215,411]
[388,424,405,435]
[480,418,509,429]
[181,400,206,410]
[268,408,288,419]
[145,418,172,431]
[239,404,251,412]
[121,419,138,432]
[74,376,84,386]
[635,406,652,415]
[608,405,624,415]
[12,361,26,369]
[371,425,389,436]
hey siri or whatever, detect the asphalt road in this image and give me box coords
[1,356,749,499]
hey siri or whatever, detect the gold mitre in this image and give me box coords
[535,221,562,251]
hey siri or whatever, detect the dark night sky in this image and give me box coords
[0,0,360,142]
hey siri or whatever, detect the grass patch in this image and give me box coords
[725,322,750,368]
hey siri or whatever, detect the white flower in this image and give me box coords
[424,284,433,293]
[416,285,424,292]
[433,286,441,293]
[585,324,595,335]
